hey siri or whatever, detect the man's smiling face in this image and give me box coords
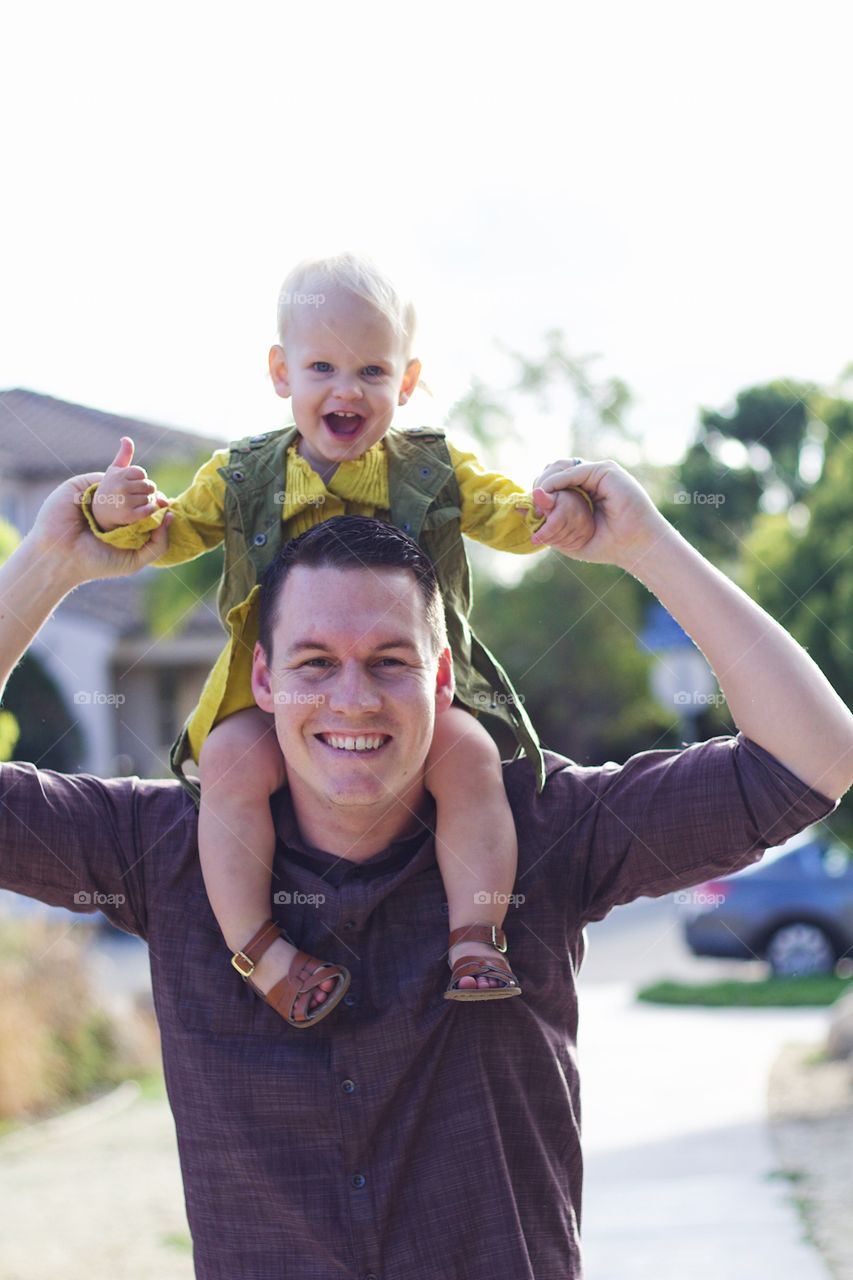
[251,563,453,817]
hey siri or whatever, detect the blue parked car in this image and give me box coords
[680,826,853,977]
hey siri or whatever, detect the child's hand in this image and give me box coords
[91,437,169,533]
[518,486,596,553]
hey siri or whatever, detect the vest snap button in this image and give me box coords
[401,522,411,532]
[249,434,267,444]
[253,533,267,547]
[420,467,430,477]
[232,470,245,482]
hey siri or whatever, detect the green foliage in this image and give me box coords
[471,554,675,765]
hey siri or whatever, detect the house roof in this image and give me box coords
[0,388,226,480]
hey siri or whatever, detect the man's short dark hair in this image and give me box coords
[257,516,448,662]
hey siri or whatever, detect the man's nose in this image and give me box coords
[327,661,381,713]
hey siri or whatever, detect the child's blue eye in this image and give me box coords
[363,365,384,378]
[312,362,333,373]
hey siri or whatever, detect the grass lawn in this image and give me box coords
[636,975,853,1007]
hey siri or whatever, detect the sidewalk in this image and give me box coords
[0,1081,192,1280]
[577,982,832,1280]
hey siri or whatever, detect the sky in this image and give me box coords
[3,0,852,478]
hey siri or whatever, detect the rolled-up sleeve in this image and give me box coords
[550,733,838,926]
[0,763,149,938]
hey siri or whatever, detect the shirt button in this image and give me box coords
[343,919,357,930]
[351,1173,366,1188]
[364,1273,379,1280]
[253,533,267,547]
[232,470,245,482]
[341,1078,355,1093]
[344,993,357,1007]
[419,467,430,477]
[249,434,267,444]
[401,522,411,533]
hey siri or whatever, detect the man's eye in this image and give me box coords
[311,362,333,373]
[302,657,330,667]
[377,657,403,667]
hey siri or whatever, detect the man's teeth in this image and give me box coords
[322,734,387,752]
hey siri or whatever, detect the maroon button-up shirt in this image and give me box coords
[0,734,836,1279]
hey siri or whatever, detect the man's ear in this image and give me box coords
[397,357,422,406]
[251,641,275,712]
[269,345,291,400]
[434,645,455,714]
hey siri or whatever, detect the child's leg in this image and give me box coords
[425,706,519,992]
[197,707,337,1014]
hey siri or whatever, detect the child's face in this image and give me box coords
[269,285,421,476]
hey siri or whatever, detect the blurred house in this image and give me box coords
[0,388,228,779]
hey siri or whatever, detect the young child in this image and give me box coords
[83,253,595,1028]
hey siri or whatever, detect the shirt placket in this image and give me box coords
[329,876,383,1280]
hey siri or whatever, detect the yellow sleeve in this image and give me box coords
[80,448,230,568]
[447,440,546,555]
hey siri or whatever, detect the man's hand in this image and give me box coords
[27,470,173,586]
[527,458,670,571]
[90,436,169,533]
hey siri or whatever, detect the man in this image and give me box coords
[1,459,851,1280]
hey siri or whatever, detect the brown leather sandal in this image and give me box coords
[231,919,351,1028]
[444,923,522,1001]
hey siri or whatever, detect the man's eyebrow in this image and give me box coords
[284,638,420,656]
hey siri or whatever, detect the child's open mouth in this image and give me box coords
[323,412,366,439]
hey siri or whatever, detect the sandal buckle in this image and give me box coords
[490,925,507,953]
[231,950,255,978]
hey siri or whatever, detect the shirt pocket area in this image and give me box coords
[176,889,305,1037]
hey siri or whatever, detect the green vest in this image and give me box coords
[169,425,546,800]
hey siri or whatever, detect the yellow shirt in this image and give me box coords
[83,434,550,761]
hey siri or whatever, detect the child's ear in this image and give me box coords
[251,642,275,712]
[398,357,422,406]
[269,345,291,400]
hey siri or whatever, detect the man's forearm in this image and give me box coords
[631,524,853,801]
[0,536,78,702]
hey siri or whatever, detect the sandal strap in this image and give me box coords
[447,922,507,953]
[448,953,519,988]
[231,918,280,978]
[266,951,349,1024]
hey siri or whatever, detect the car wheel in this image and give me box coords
[765,923,836,977]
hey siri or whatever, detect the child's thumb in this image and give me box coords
[533,486,556,512]
[109,436,135,470]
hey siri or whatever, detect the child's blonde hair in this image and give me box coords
[276,251,418,359]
